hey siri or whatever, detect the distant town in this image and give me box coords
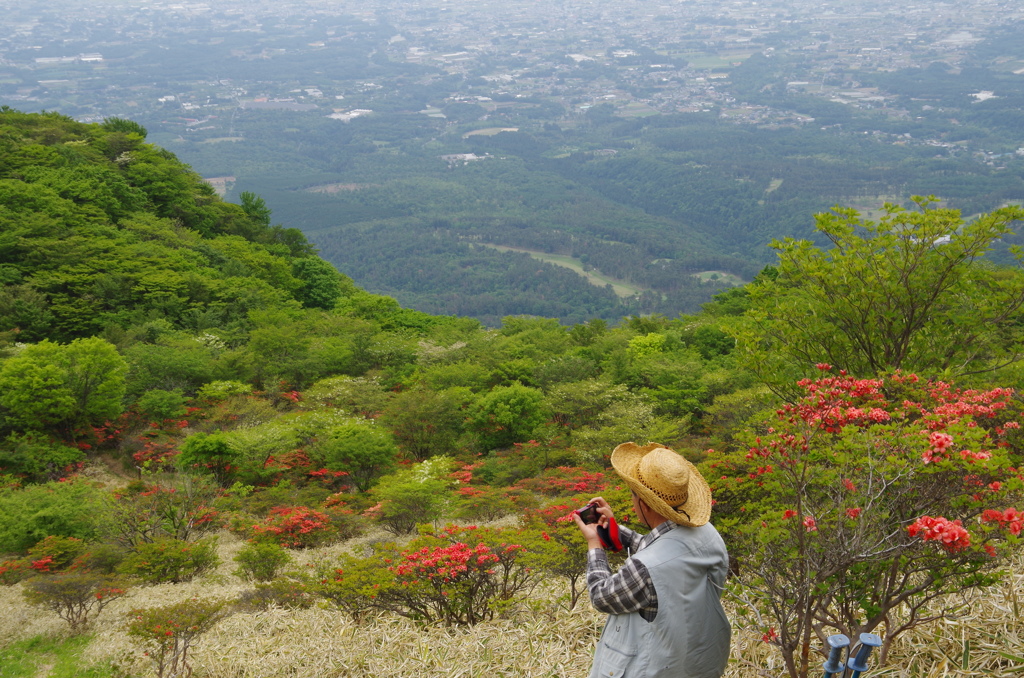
[3,0,1023,155]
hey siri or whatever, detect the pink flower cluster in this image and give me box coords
[981,508,1023,536]
[907,515,971,553]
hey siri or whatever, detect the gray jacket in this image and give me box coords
[588,523,731,678]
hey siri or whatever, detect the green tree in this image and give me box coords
[0,337,127,438]
[381,387,471,460]
[177,432,238,485]
[316,422,399,492]
[468,382,549,451]
[369,457,454,534]
[735,199,1024,393]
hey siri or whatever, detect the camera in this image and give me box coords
[576,503,600,524]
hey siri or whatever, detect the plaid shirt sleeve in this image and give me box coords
[586,540,658,622]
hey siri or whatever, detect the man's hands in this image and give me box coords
[573,496,614,550]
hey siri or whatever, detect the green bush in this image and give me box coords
[70,543,127,575]
[0,479,104,553]
[237,578,314,611]
[323,506,370,542]
[369,458,455,535]
[233,541,291,582]
[0,433,84,484]
[136,389,188,422]
[23,572,129,632]
[118,538,220,584]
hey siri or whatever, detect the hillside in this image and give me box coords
[0,109,1022,678]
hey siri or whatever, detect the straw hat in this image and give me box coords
[611,442,712,527]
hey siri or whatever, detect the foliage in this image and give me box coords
[118,537,220,584]
[368,457,455,535]
[126,597,233,678]
[250,506,338,549]
[0,337,127,438]
[513,466,610,497]
[0,557,30,585]
[706,369,1024,677]
[0,479,104,553]
[232,540,292,582]
[380,386,472,460]
[468,381,550,451]
[0,432,84,483]
[22,572,128,632]
[314,422,399,491]
[136,389,189,423]
[99,478,220,550]
[177,431,238,485]
[736,199,1024,394]
[236,578,315,611]
[26,535,88,573]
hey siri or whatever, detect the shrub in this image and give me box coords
[0,432,84,483]
[118,538,220,584]
[519,492,634,610]
[707,370,1024,677]
[512,466,610,496]
[251,506,337,548]
[99,478,220,550]
[315,526,534,626]
[452,485,520,522]
[27,535,88,573]
[126,597,233,678]
[237,578,314,611]
[314,422,399,492]
[136,389,188,423]
[369,457,455,535]
[69,543,127,575]
[0,479,104,553]
[323,506,370,542]
[233,541,291,582]
[23,573,128,632]
[0,558,30,585]
[177,431,238,486]
[229,480,333,517]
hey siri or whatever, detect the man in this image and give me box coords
[573,442,730,678]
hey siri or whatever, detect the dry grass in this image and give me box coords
[2,532,1022,677]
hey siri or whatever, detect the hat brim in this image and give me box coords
[611,442,712,527]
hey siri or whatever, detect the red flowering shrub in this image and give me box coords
[102,480,220,550]
[126,598,232,678]
[315,526,533,625]
[518,492,633,610]
[706,370,1023,677]
[513,466,609,496]
[27,535,88,573]
[251,506,337,548]
[0,558,30,586]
